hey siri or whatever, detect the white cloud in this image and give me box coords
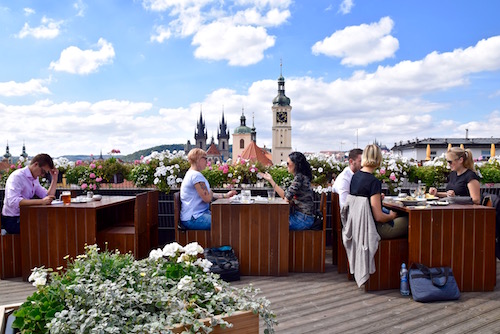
[143,0,289,66]
[49,38,115,75]
[0,79,51,97]
[312,16,399,66]
[192,21,275,66]
[73,0,87,17]
[150,25,172,42]
[17,16,63,39]
[338,0,354,14]
[23,8,35,16]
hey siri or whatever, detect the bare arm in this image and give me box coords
[370,193,397,223]
[258,172,286,200]
[467,179,481,204]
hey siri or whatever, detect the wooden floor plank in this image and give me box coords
[2,248,500,334]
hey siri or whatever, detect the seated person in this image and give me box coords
[429,147,480,204]
[180,148,236,230]
[1,153,58,234]
[259,151,315,230]
[350,144,408,239]
[333,148,363,208]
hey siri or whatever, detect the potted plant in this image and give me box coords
[11,243,277,333]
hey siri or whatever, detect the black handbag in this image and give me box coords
[409,263,460,302]
[309,209,323,230]
[204,245,240,282]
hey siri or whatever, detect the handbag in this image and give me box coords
[309,209,323,230]
[204,245,240,282]
[409,263,460,302]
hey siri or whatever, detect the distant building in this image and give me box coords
[391,137,500,161]
[271,65,292,164]
[232,109,253,160]
[185,110,230,162]
[239,141,273,167]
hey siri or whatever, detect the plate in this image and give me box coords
[399,199,426,206]
[51,200,63,205]
[71,197,93,203]
[425,195,439,200]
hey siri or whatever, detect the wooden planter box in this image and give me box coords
[1,304,258,334]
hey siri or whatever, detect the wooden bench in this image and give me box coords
[364,238,408,291]
[173,192,211,248]
[97,192,149,259]
[0,233,21,279]
[331,192,348,273]
[146,190,159,249]
[288,193,327,273]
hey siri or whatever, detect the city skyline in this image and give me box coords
[1,0,500,157]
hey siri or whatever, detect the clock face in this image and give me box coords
[276,111,287,123]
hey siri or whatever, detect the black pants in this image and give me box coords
[1,215,20,234]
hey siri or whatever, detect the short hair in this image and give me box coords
[361,144,382,168]
[30,153,54,169]
[447,147,476,172]
[187,148,206,165]
[348,148,363,161]
[288,151,313,180]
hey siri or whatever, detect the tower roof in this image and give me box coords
[234,108,252,134]
[239,141,273,166]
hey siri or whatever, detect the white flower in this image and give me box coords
[194,258,213,272]
[177,253,191,263]
[162,242,183,257]
[177,275,193,291]
[149,248,163,260]
[184,242,203,256]
[318,167,323,173]
[28,268,47,287]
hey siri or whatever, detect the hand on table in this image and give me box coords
[226,190,237,198]
[42,195,55,205]
[429,187,438,196]
[446,190,456,197]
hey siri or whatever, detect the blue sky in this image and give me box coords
[1,0,500,157]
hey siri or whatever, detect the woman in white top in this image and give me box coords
[180,148,236,230]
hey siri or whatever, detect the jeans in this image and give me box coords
[289,211,314,230]
[1,215,20,234]
[181,210,211,230]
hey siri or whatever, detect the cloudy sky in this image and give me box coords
[1,0,500,158]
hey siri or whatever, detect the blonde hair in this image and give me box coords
[187,148,206,165]
[447,147,476,172]
[362,144,382,168]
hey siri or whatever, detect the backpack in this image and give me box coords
[204,245,240,282]
[481,193,500,260]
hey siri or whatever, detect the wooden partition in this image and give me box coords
[384,202,496,292]
[0,235,21,279]
[20,196,135,280]
[211,198,289,276]
[332,193,348,273]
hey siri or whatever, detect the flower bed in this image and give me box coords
[11,243,276,333]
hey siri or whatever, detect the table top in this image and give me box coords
[27,195,135,209]
[383,199,494,212]
[212,197,289,205]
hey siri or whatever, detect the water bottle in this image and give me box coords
[400,263,410,296]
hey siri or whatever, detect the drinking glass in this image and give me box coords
[241,190,251,203]
[267,189,276,201]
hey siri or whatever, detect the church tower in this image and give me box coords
[271,63,292,164]
[232,108,252,160]
[217,110,230,161]
[194,111,208,150]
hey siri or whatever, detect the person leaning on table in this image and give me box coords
[1,153,59,234]
[333,148,363,208]
[429,147,481,204]
[179,148,237,230]
[258,151,315,230]
[349,144,408,239]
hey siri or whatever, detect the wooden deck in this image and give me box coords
[2,249,500,333]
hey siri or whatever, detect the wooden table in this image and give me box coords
[211,198,289,276]
[384,200,496,291]
[20,196,135,280]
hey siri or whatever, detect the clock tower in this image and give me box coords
[271,65,292,164]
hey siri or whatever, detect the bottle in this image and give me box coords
[400,263,410,296]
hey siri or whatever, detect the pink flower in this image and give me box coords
[379,168,386,175]
[10,164,15,169]
[89,163,96,169]
[134,160,140,165]
[97,165,103,169]
[81,183,88,190]
[76,160,82,166]
[389,172,396,181]
[96,177,102,182]
[89,173,96,179]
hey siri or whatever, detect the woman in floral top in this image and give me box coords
[259,151,315,230]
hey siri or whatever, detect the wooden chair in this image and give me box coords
[173,192,211,248]
[146,190,159,249]
[332,192,348,273]
[0,231,21,279]
[288,192,327,273]
[97,192,149,259]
